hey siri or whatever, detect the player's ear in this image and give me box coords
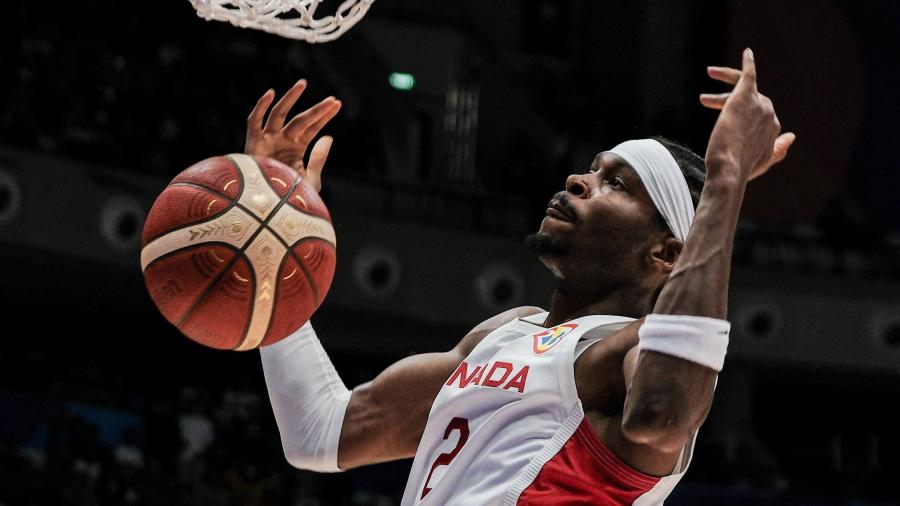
[648,236,683,275]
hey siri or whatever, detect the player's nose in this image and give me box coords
[565,173,591,198]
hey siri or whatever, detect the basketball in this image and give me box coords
[140,154,336,351]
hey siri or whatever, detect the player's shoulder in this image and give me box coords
[454,306,545,357]
[474,305,545,335]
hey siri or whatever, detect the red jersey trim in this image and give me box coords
[516,419,660,504]
[573,419,661,490]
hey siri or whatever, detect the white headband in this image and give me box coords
[608,139,695,241]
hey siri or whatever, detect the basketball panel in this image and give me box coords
[251,155,300,198]
[171,156,243,200]
[141,185,231,246]
[178,255,255,350]
[261,255,319,347]
[294,239,336,307]
[285,178,331,221]
[143,245,236,325]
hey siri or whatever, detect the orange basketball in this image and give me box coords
[140,154,336,350]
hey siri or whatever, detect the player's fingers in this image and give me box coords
[295,100,342,146]
[748,132,796,181]
[305,136,334,192]
[247,89,275,132]
[265,79,307,132]
[770,131,796,165]
[736,48,757,94]
[699,93,730,110]
[284,97,339,139]
[707,66,741,85]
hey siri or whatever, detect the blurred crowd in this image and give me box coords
[0,384,401,506]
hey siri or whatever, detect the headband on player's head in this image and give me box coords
[608,139,695,242]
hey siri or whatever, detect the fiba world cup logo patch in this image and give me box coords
[532,323,578,354]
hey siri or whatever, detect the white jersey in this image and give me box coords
[401,312,697,505]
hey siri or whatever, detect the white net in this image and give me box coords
[188,0,375,43]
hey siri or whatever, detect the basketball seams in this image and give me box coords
[225,207,336,252]
[229,172,305,350]
[143,242,240,274]
[142,185,237,246]
[249,154,301,197]
[170,181,233,201]
[262,177,327,312]
[236,229,288,351]
[229,154,283,220]
[140,206,261,271]
[246,249,294,349]
[235,260,257,351]
[282,204,334,227]
[168,181,271,238]
[267,204,337,249]
[284,195,333,222]
[289,249,321,307]
[289,235,337,250]
[175,249,251,329]
[224,155,247,203]
[169,154,244,203]
[194,171,300,350]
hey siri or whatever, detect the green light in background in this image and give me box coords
[389,72,415,91]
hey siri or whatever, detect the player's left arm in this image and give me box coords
[583,50,796,475]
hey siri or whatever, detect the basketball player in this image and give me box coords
[247,49,795,504]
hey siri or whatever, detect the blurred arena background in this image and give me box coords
[2,0,900,504]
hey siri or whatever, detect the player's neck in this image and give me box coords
[543,286,649,327]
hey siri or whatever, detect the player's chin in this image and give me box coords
[526,228,570,258]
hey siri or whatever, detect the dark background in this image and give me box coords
[1,0,899,504]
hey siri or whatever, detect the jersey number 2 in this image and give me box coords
[420,417,470,499]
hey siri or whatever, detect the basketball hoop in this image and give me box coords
[188,0,375,43]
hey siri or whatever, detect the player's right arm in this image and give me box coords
[244,79,544,471]
[262,305,541,472]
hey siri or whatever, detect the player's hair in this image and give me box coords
[650,135,706,209]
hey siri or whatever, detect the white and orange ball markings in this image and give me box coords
[268,205,336,247]
[229,154,282,220]
[236,228,288,351]
[140,206,260,271]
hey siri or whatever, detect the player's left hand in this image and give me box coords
[245,79,342,193]
[699,61,796,181]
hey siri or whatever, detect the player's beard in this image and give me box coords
[526,232,569,257]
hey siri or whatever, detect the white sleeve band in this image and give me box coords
[637,314,731,372]
[260,321,351,473]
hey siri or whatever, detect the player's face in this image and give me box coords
[531,152,669,285]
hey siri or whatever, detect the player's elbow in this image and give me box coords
[282,442,316,471]
[621,393,693,454]
[280,433,341,473]
[271,393,352,473]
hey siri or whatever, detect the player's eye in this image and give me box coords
[605,176,625,190]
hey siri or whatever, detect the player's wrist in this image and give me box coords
[698,168,748,206]
[703,154,749,189]
[638,314,730,372]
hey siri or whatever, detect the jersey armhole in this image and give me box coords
[573,320,633,360]
[574,337,602,360]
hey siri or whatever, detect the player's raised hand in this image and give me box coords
[245,79,342,193]
[700,49,795,183]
